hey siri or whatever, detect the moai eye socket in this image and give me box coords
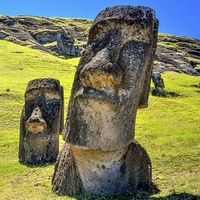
[46,99,61,114]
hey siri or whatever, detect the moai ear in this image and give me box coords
[60,85,64,133]
[138,19,159,109]
[138,64,152,108]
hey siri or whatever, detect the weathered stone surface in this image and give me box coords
[52,141,151,196]
[57,29,82,57]
[0,31,9,39]
[152,72,166,97]
[52,5,158,196]
[63,6,158,150]
[33,30,58,44]
[154,35,200,75]
[0,15,90,57]
[19,78,64,164]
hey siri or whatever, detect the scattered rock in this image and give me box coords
[0,15,91,57]
[154,34,200,75]
[57,29,82,57]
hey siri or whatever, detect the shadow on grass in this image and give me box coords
[19,160,55,168]
[150,193,200,200]
[75,192,199,200]
[74,183,160,200]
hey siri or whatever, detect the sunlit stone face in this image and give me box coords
[19,78,64,164]
[24,89,61,134]
[52,6,158,196]
[64,6,158,151]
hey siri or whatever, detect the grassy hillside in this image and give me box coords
[0,40,199,200]
[1,15,200,75]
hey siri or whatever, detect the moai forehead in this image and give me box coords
[26,78,61,90]
[88,6,158,44]
[25,78,62,100]
[65,6,158,151]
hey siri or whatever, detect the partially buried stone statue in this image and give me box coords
[152,72,166,97]
[19,78,64,164]
[52,6,158,196]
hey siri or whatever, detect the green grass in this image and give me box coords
[136,72,200,198]
[0,40,200,199]
[185,56,200,63]
[0,40,79,199]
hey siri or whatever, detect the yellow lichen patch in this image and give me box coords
[25,122,47,134]
[80,70,120,91]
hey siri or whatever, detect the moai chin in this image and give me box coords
[52,6,158,196]
[19,78,64,164]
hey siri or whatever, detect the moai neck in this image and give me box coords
[71,144,129,194]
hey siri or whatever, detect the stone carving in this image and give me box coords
[52,6,158,196]
[19,78,64,164]
[152,72,166,97]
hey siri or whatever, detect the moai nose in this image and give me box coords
[80,49,123,96]
[25,107,47,134]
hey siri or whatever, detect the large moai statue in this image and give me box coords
[19,78,64,164]
[52,6,158,196]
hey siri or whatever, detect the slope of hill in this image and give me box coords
[0,15,200,75]
[155,33,200,75]
[0,15,92,57]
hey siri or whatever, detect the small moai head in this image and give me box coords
[19,78,64,164]
[65,6,158,151]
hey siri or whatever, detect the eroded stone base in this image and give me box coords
[52,140,152,196]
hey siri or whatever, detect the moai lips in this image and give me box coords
[52,6,158,196]
[19,78,64,164]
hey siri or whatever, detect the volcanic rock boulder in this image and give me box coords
[52,6,158,196]
[19,78,64,164]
